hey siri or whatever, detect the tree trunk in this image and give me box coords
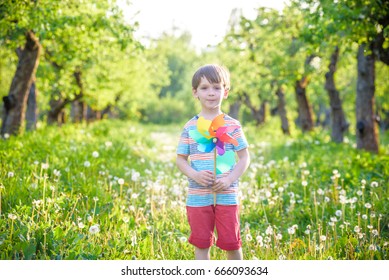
[1,31,41,136]
[48,93,66,125]
[243,93,267,126]
[25,79,38,131]
[295,76,314,132]
[356,44,379,153]
[71,69,86,123]
[228,99,241,120]
[325,46,349,142]
[275,86,290,135]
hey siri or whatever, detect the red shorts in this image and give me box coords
[186,205,241,251]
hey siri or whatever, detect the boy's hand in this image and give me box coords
[212,177,232,192]
[193,170,215,187]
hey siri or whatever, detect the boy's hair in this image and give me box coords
[192,64,230,90]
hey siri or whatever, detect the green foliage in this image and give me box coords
[0,119,387,260]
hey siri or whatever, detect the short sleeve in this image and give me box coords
[232,125,248,151]
[176,127,190,155]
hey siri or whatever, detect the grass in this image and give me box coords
[0,118,388,260]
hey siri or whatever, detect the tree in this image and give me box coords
[294,0,389,152]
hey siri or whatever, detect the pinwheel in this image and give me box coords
[189,114,239,175]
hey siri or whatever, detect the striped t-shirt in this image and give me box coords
[177,114,248,207]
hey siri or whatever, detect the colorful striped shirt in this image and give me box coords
[177,114,248,207]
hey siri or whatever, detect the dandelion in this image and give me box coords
[361,179,366,185]
[265,226,273,235]
[335,210,342,217]
[246,233,253,242]
[332,169,339,175]
[87,215,93,223]
[41,162,49,169]
[93,197,99,202]
[364,203,372,209]
[89,224,100,234]
[131,193,139,199]
[362,214,368,220]
[105,141,112,148]
[118,178,125,185]
[320,235,326,242]
[4,133,10,139]
[7,172,14,178]
[53,169,61,177]
[288,227,296,235]
[84,161,91,167]
[317,188,324,195]
[278,254,286,260]
[276,233,282,240]
[131,170,140,182]
[368,244,377,251]
[179,236,187,243]
[123,216,130,223]
[354,226,361,233]
[92,151,99,158]
[371,181,378,188]
[256,235,263,243]
[8,213,17,220]
[78,222,85,229]
[304,229,310,235]
[302,181,308,187]
[372,229,378,236]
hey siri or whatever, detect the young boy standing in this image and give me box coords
[176,64,250,260]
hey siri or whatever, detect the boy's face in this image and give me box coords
[192,77,229,111]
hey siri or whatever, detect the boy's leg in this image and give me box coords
[214,205,242,255]
[227,248,243,260]
[195,246,211,260]
[186,206,216,259]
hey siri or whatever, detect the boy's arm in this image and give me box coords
[212,148,250,192]
[176,154,215,187]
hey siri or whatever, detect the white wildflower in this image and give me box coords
[89,224,100,234]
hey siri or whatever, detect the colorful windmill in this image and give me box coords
[189,114,239,203]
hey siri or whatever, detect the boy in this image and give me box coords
[176,64,250,260]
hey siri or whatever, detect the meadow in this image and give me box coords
[0,119,388,260]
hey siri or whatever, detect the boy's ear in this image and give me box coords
[192,88,199,99]
[223,89,229,99]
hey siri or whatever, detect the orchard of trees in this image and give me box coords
[1,0,388,153]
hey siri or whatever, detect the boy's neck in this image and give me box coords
[198,109,223,120]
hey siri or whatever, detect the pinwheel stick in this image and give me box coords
[213,148,217,206]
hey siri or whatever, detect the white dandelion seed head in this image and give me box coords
[335,210,342,217]
[302,181,308,187]
[8,213,17,220]
[118,178,125,185]
[179,236,187,243]
[7,171,14,178]
[288,227,296,235]
[364,203,372,209]
[84,161,91,167]
[78,222,85,229]
[276,233,282,240]
[89,224,100,234]
[92,151,99,158]
[265,226,273,235]
[371,181,378,188]
[361,179,366,185]
[256,235,263,243]
[41,163,49,170]
[354,226,361,233]
[362,214,368,220]
[4,133,10,139]
[245,234,253,242]
[320,235,326,242]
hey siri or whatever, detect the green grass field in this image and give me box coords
[0,119,388,260]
